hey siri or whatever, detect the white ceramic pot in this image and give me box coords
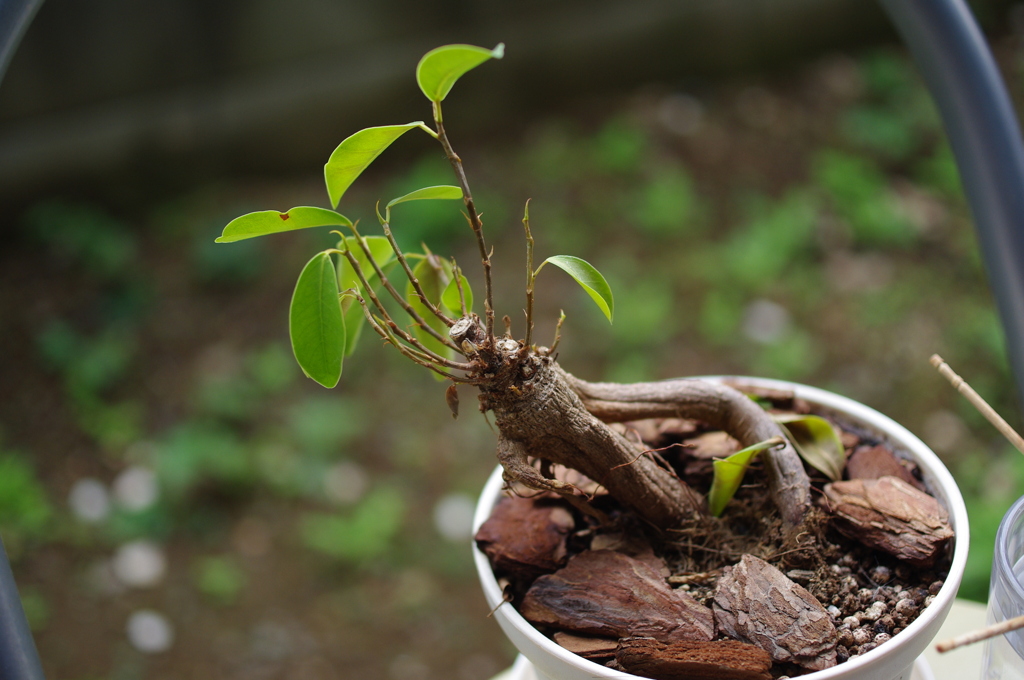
[472,377,969,680]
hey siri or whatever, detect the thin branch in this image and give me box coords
[384,318,474,370]
[335,245,392,324]
[523,200,535,348]
[342,232,461,353]
[433,103,495,345]
[931,354,1024,455]
[376,220,456,329]
[377,315,469,372]
[338,246,469,369]
[550,310,566,354]
[352,295,481,384]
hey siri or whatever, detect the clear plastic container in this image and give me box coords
[983,495,1024,679]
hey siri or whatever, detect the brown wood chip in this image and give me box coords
[840,430,861,451]
[714,554,837,671]
[553,632,618,659]
[613,420,662,445]
[656,418,701,439]
[684,431,742,460]
[520,550,715,643]
[615,418,700,448]
[589,533,671,578]
[846,445,924,490]
[474,496,574,581]
[823,475,954,567]
[616,637,773,680]
[549,464,604,496]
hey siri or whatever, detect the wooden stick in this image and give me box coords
[936,614,1024,653]
[930,354,1024,455]
[931,353,1024,653]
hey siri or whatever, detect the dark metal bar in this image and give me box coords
[0,1,50,675]
[880,0,1024,409]
[0,0,44,86]
[0,538,43,680]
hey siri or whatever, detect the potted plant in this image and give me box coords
[216,44,967,680]
[473,376,968,680]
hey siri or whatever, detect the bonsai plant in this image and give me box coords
[217,44,965,680]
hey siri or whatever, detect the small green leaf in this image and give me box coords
[217,207,352,243]
[416,43,504,102]
[324,123,427,208]
[707,438,784,517]
[774,414,846,482]
[441,272,473,314]
[542,255,614,322]
[342,300,367,358]
[290,252,345,388]
[387,185,463,210]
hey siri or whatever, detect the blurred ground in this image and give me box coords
[2,26,1024,680]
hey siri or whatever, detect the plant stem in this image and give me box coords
[338,247,470,370]
[354,294,479,383]
[343,232,460,352]
[433,103,495,346]
[930,354,1024,455]
[549,310,566,354]
[523,200,535,348]
[342,231,458,350]
[375,222,456,332]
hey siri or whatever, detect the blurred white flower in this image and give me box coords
[112,540,166,588]
[68,478,110,523]
[126,610,174,653]
[112,466,159,511]
[433,493,476,543]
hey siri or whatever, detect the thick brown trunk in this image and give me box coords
[563,373,812,528]
[486,357,705,528]
[481,355,811,529]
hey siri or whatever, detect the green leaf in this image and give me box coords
[289,252,345,388]
[341,298,371,358]
[324,123,426,208]
[216,207,352,243]
[387,185,463,210]
[774,414,846,481]
[707,438,783,517]
[441,272,473,315]
[542,255,614,322]
[416,43,504,102]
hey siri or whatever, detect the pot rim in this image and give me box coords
[472,376,969,679]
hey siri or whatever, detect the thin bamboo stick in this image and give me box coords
[930,354,1024,455]
[936,614,1024,653]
